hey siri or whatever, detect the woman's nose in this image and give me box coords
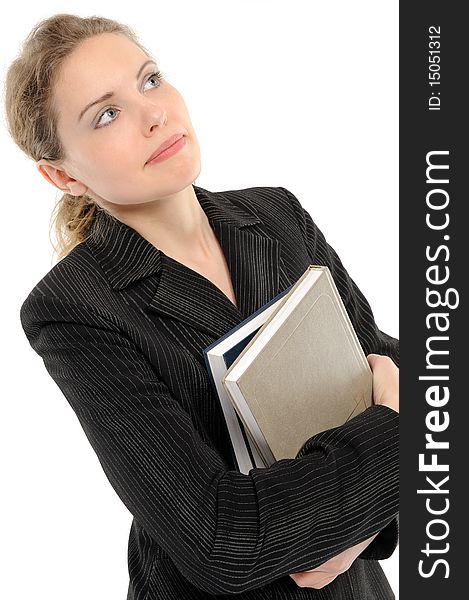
[143,103,167,134]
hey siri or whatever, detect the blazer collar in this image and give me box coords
[85,184,284,337]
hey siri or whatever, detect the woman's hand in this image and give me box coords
[288,533,379,589]
[367,353,399,413]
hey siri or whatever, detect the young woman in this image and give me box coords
[6,13,399,599]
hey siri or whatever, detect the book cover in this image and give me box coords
[222,266,373,466]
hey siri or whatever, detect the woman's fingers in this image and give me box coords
[367,353,399,413]
[288,533,379,589]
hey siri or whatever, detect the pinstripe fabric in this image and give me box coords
[20,185,399,599]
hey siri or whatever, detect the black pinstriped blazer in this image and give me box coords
[20,185,399,599]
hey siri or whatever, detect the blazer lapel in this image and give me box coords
[86,184,283,339]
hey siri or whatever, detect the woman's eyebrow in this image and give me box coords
[78,59,157,122]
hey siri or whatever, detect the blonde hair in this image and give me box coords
[3,13,151,261]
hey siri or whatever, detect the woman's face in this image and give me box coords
[40,32,201,207]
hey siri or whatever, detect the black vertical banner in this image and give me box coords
[400,2,465,598]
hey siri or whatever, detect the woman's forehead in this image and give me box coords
[61,33,146,79]
[54,33,151,119]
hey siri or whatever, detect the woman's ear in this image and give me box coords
[36,159,88,196]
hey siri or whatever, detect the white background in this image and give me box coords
[1,1,398,598]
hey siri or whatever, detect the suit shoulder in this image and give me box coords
[222,185,301,226]
[19,241,109,333]
[21,241,105,302]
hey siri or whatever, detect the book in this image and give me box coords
[221,265,373,467]
[203,285,293,474]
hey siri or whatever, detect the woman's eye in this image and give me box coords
[143,71,163,91]
[95,107,120,128]
[96,71,163,129]
[95,71,163,128]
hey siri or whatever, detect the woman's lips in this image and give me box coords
[146,135,186,165]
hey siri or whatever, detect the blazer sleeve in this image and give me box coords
[20,290,398,595]
[280,186,399,561]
